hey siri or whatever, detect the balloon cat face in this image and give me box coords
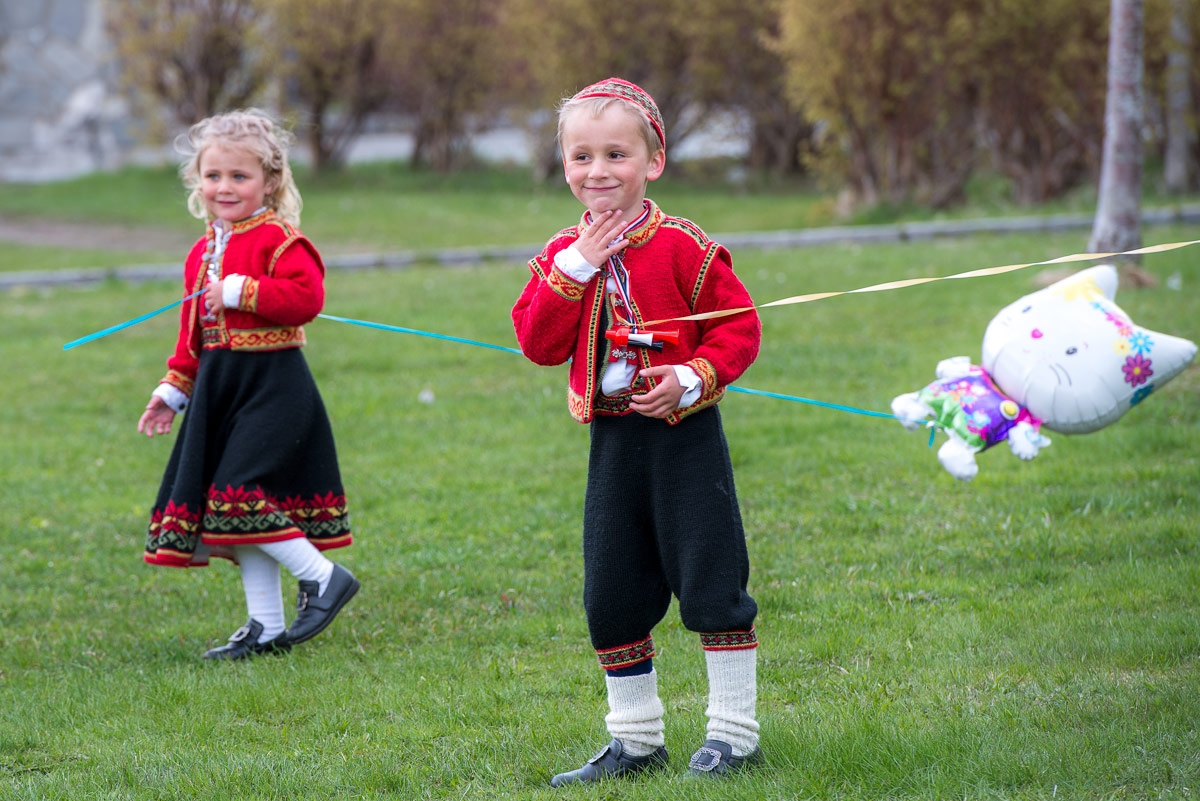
[982,265,1196,435]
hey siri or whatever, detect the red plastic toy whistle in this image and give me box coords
[605,326,680,352]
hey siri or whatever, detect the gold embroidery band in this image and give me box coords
[639,238,1200,327]
[227,326,306,350]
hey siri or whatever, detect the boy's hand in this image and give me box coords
[138,396,177,438]
[574,209,629,269]
[629,366,685,419]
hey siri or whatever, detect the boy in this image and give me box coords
[511,77,763,785]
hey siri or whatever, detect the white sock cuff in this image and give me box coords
[704,648,759,755]
[604,670,665,755]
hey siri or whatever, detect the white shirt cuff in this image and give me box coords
[553,245,600,283]
[153,383,189,414]
[673,365,702,408]
[222,274,247,310]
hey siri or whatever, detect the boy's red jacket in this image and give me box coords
[512,200,761,425]
[160,209,325,398]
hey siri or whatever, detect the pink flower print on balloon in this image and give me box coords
[1122,353,1153,387]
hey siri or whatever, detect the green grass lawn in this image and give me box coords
[1,169,1199,799]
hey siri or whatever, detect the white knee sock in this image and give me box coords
[704,648,759,756]
[233,545,285,642]
[258,538,335,593]
[604,670,665,757]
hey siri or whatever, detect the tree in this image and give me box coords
[1162,0,1196,192]
[776,0,982,209]
[684,0,812,178]
[106,0,269,132]
[974,0,1109,204]
[1089,0,1145,268]
[263,0,396,172]
[384,0,512,172]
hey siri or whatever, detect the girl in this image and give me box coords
[138,109,359,660]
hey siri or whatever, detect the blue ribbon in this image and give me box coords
[319,313,913,426]
[316,313,523,355]
[62,289,205,351]
[723,384,897,419]
[65,303,937,438]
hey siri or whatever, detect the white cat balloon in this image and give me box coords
[892,265,1196,481]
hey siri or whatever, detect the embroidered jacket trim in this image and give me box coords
[661,216,708,248]
[224,326,307,351]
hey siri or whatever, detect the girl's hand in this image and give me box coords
[138,396,177,438]
[205,279,226,315]
[629,366,685,419]
[574,209,629,269]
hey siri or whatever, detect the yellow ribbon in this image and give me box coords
[640,238,1200,326]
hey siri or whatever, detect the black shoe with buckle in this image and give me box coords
[202,618,290,661]
[549,738,668,787]
[685,739,762,778]
[285,563,360,645]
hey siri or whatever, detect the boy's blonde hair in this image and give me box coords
[177,109,303,226]
[556,96,665,159]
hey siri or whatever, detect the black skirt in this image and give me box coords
[144,347,351,567]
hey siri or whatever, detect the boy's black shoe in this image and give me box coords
[549,739,668,787]
[685,739,762,778]
[285,563,360,645]
[202,618,290,660]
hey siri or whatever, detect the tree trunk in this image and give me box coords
[1089,0,1144,271]
[1163,0,1195,193]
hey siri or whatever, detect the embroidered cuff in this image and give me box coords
[596,636,656,670]
[547,246,597,302]
[700,628,758,651]
[239,276,260,314]
[673,364,702,408]
[686,358,719,399]
[161,369,194,401]
[153,383,189,414]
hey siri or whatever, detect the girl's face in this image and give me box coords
[198,143,275,224]
[560,104,665,221]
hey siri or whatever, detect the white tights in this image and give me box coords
[232,539,335,643]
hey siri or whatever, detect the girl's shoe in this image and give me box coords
[549,739,668,787]
[685,739,762,778]
[285,563,360,645]
[202,619,290,660]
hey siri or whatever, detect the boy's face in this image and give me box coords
[560,104,665,221]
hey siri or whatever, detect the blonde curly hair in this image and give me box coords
[177,109,303,226]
